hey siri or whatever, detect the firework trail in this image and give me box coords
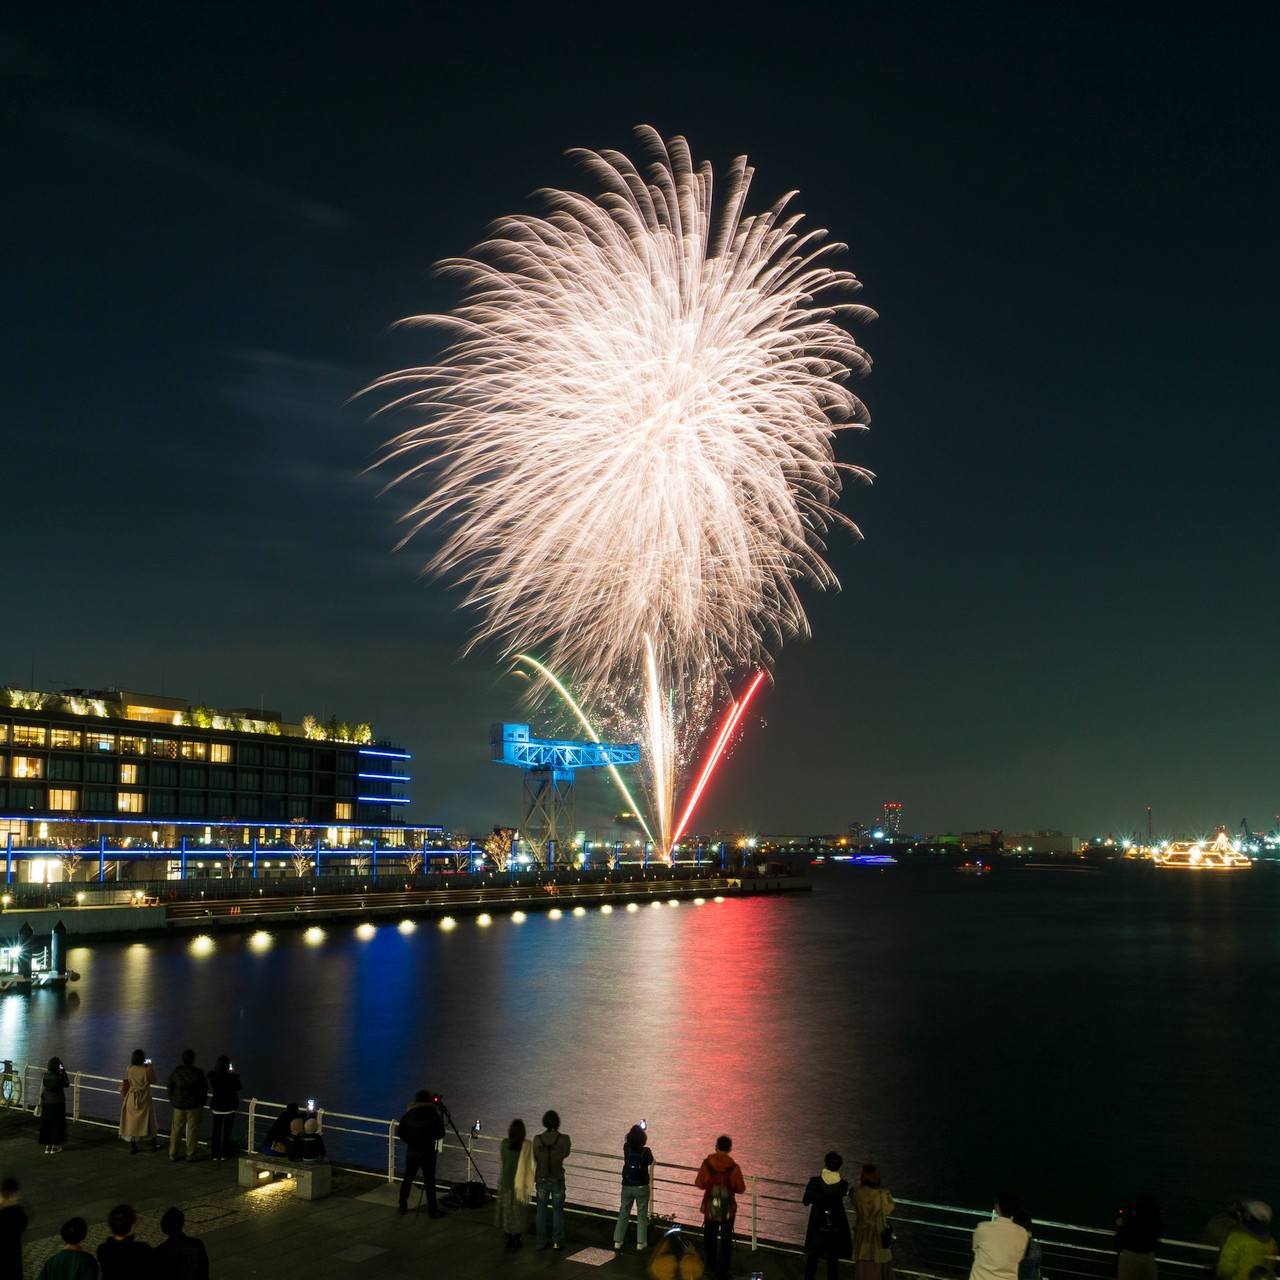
[374,126,873,850]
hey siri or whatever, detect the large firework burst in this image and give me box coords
[373,126,873,849]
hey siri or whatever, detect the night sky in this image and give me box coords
[4,3,1276,840]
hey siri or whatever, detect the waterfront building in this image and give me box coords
[1002,830,1078,856]
[882,801,903,836]
[0,686,441,881]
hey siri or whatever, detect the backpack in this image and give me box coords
[704,1160,735,1222]
[622,1144,650,1185]
[818,1200,841,1234]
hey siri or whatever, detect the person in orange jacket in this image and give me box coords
[693,1135,747,1280]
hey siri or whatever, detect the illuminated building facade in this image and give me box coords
[882,802,903,837]
[0,687,418,848]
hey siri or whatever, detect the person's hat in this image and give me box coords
[1243,1201,1272,1224]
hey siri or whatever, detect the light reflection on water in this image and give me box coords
[2,870,1278,1237]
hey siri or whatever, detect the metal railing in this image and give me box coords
[0,1059,1221,1277]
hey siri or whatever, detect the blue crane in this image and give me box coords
[490,724,640,867]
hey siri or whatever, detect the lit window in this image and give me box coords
[51,729,82,750]
[0,725,7,745]
[49,789,78,811]
[120,763,138,785]
[86,732,116,752]
[150,738,178,759]
[13,725,46,747]
[119,736,146,755]
[12,757,43,780]
[335,803,353,820]
[211,742,232,764]
[117,792,143,814]
[181,741,208,761]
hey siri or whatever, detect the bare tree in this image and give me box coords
[484,827,515,871]
[290,849,313,878]
[403,849,424,876]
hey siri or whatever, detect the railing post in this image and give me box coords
[180,836,187,881]
[5,832,11,884]
[71,1070,81,1124]
[99,835,106,883]
[252,837,258,880]
[247,1097,257,1153]
[388,1119,397,1183]
[750,1173,758,1250]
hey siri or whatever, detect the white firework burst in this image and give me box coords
[373,126,873,848]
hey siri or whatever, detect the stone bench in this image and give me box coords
[237,1154,332,1200]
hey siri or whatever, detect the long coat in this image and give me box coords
[118,1063,158,1138]
[803,1174,853,1258]
[852,1184,896,1263]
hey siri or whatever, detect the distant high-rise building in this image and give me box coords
[883,802,903,836]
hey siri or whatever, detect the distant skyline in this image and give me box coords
[3,3,1276,837]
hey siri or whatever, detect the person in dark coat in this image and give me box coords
[803,1152,853,1280]
[396,1091,446,1216]
[95,1205,151,1280]
[205,1056,242,1163]
[0,1177,29,1278]
[152,1207,208,1280]
[40,1057,72,1153]
[261,1103,299,1155]
[166,1050,208,1162]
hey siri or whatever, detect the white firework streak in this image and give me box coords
[373,126,873,852]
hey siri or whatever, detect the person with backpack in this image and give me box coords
[613,1123,655,1251]
[533,1110,572,1251]
[396,1090,447,1217]
[694,1134,746,1279]
[803,1152,853,1280]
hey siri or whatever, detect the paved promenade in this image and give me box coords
[0,1111,807,1279]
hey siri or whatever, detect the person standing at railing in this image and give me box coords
[0,1177,28,1279]
[39,1056,71,1155]
[802,1151,852,1280]
[118,1050,159,1156]
[970,1192,1029,1280]
[396,1091,447,1217]
[613,1123,655,1252]
[694,1134,746,1280]
[1216,1202,1277,1280]
[496,1118,534,1249]
[166,1049,208,1163]
[1115,1194,1162,1280]
[852,1163,896,1280]
[533,1110,572,1251]
[206,1056,242,1163]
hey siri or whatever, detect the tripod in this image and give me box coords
[435,1105,483,1203]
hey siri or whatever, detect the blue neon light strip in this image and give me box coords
[357,772,412,782]
[358,748,411,760]
[357,795,411,805]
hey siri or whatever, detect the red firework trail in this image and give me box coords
[670,671,767,849]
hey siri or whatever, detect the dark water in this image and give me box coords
[4,867,1273,1237]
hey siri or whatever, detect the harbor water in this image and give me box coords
[1,865,1272,1239]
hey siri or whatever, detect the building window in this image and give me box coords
[85,758,113,784]
[51,728,82,750]
[180,794,205,816]
[289,748,311,770]
[152,763,178,787]
[265,771,286,793]
[86,732,115,753]
[117,792,143,813]
[11,785,42,809]
[85,789,113,813]
[181,741,208,760]
[150,738,178,759]
[211,766,234,789]
[12,757,43,780]
[239,744,262,765]
[13,725,47,747]
[335,802,353,821]
[239,795,261,817]
[49,788,78,811]
[288,799,309,820]
[119,736,146,755]
[238,770,260,791]
[210,742,232,764]
[290,775,309,794]
[0,725,7,744]
[336,777,355,797]
[120,763,139,785]
[209,792,233,816]
[264,797,285,819]
[49,758,81,781]
[265,746,287,768]
[151,791,177,814]
[183,764,208,788]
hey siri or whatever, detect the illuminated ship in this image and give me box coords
[1151,832,1252,871]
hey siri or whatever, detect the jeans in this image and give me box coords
[169,1106,203,1159]
[210,1110,237,1159]
[704,1219,733,1278]
[399,1147,439,1212]
[535,1179,566,1246]
[614,1182,650,1247]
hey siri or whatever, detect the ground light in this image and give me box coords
[512,911,527,923]
[249,931,272,951]
[667,899,679,907]
[713,896,725,903]
[303,927,325,945]
[356,923,376,940]
[477,914,492,927]
[693,898,705,905]
[440,916,457,930]
[572,906,586,917]
[190,935,214,956]
[398,920,416,933]
[548,909,563,920]
[600,904,613,914]
[626,903,638,913]
[650,901,662,910]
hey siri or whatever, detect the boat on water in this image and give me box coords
[1152,832,1252,871]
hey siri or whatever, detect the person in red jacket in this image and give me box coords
[694,1134,747,1279]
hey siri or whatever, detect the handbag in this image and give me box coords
[880,1224,896,1249]
[119,1079,130,1098]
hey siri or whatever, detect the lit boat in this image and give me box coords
[1152,832,1251,871]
